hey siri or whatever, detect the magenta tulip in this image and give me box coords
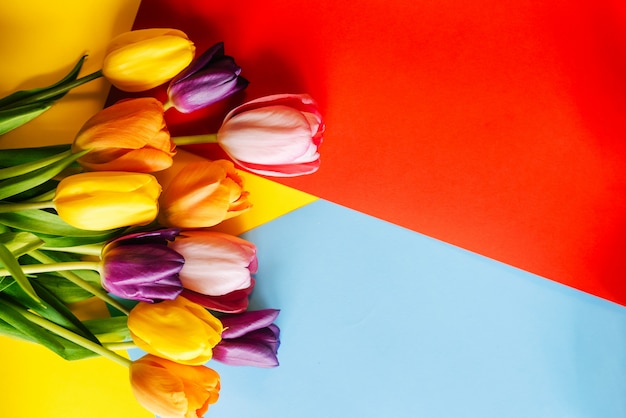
[101,229,184,302]
[213,309,281,367]
[167,42,248,113]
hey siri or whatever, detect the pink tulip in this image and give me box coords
[216,94,324,177]
[169,230,257,299]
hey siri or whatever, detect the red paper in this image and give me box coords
[117,0,626,305]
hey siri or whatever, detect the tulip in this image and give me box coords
[216,93,324,177]
[100,229,184,302]
[130,354,220,418]
[166,42,249,113]
[103,28,195,92]
[213,309,281,368]
[72,98,175,172]
[158,160,251,228]
[54,171,161,230]
[128,296,223,365]
[170,230,257,294]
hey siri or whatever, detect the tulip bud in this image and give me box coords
[54,171,161,231]
[167,42,249,113]
[170,231,257,296]
[213,309,281,368]
[158,160,251,228]
[101,229,184,303]
[73,98,175,173]
[103,28,196,92]
[130,354,220,418]
[217,94,324,177]
[128,296,223,365]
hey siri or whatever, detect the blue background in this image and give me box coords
[192,200,626,417]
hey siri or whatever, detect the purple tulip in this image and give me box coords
[101,228,185,302]
[167,42,249,113]
[213,309,281,368]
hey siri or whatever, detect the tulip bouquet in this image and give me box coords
[0,28,323,417]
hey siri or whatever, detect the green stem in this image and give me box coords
[40,244,104,257]
[8,300,131,367]
[0,260,100,276]
[29,251,130,316]
[25,188,57,203]
[0,200,55,213]
[8,70,104,108]
[104,341,137,351]
[172,133,219,146]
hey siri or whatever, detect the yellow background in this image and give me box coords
[0,1,316,416]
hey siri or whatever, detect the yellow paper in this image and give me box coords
[0,1,151,417]
[0,0,142,149]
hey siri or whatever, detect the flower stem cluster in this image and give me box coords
[0,26,309,418]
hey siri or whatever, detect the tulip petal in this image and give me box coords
[219,105,318,164]
[172,231,257,296]
[103,31,195,92]
[212,338,279,368]
[231,159,321,177]
[130,354,220,418]
[168,42,248,113]
[101,229,183,302]
[102,245,184,302]
[172,41,225,84]
[128,297,223,365]
[159,160,251,228]
[181,278,255,313]
[54,172,161,230]
[130,360,189,417]
[220,309,280,339]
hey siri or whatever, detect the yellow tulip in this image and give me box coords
[130,354,220,418]
[103,28,195,92]
[72,97,175,173]
[54,172,161,231]
[128,296,223,365]
[158,159,251,228]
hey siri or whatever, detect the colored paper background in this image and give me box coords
[1,0,626,417]
[124,0,626,306]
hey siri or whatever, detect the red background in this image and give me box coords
[112,0,626,305]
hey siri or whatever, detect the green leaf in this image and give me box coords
[1,277,99,344]
[0,149,75,180]
[0,102,52,135]
[0,149,87,200]
[33,281,100,343]
[0,295,99,361]
[33,273,94,304]
[35,233,116,248]
[0,242,41,304]
[83,316,130,343]
[0,209,117,237]
[0,316,35,342]
[0,231,44,256]
[0,144,72,168]
[0,296,63,351]
[0,56,86,109]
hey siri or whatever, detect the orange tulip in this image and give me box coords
[158,159,251,228]
[130,354,220,418]
[72,98,175,172]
